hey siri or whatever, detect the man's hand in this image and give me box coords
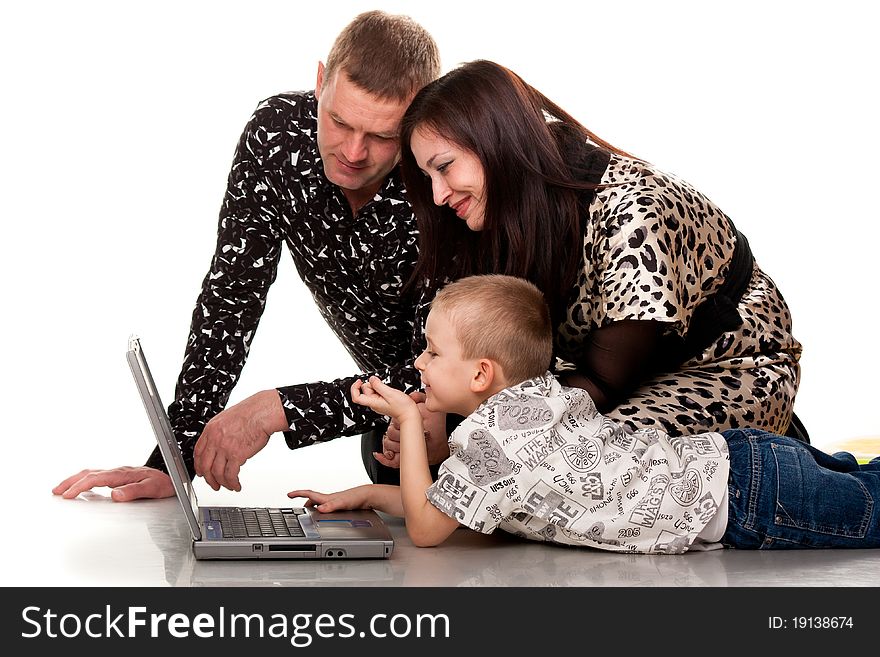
[194,389,288,492]
[375,391,449,469]
[53,466,175,502]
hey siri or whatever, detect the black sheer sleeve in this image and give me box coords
[560,320,663,412]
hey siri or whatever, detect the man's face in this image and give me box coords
[315,65,411,195]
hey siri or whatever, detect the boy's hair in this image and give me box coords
[431,275,553,385]
[325,10,441,101]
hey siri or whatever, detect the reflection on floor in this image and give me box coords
[166,515,880,588]
[35,430,880,589]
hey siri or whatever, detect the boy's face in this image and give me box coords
[414,309,480,416]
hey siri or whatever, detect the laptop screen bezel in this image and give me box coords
[126,335,202,540]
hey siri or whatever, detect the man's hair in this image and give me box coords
[325,10,441,101]
[431,275,553,385]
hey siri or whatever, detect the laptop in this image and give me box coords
[126,335,394,560]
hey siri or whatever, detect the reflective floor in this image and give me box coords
[25,433,880,589]
[21,493,880,588]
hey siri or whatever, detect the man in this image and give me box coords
[53,10,446,502]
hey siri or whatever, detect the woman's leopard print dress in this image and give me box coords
[556,153,801,436]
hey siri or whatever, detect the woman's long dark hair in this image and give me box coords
[400,59,631,325]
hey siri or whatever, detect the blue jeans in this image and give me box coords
[721,428,880,549]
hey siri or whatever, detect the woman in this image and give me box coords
[398,59,802,437]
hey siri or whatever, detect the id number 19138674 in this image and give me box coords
[769,617,853,630]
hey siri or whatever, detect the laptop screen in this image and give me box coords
[126,335,202,540]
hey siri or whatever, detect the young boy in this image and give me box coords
[289,275,880,553]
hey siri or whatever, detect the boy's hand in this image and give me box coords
[376,392,449,469]
[288,486,372,513]
[351,376,420,424]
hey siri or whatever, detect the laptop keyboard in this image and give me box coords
[209,508,306,538]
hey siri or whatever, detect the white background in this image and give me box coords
[3,0,879,536]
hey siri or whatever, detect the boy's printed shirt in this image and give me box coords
[426,373,730,554]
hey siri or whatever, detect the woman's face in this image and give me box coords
[410,126,487,231]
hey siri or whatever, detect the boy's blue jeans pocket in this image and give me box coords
[772,442,872,538]
[721,429,880,549]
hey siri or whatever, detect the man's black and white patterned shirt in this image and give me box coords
[144,91,424,478]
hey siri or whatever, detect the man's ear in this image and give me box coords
[471,359,495,393]
[315,61,325,97]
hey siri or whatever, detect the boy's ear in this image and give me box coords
[470,359,495,393]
